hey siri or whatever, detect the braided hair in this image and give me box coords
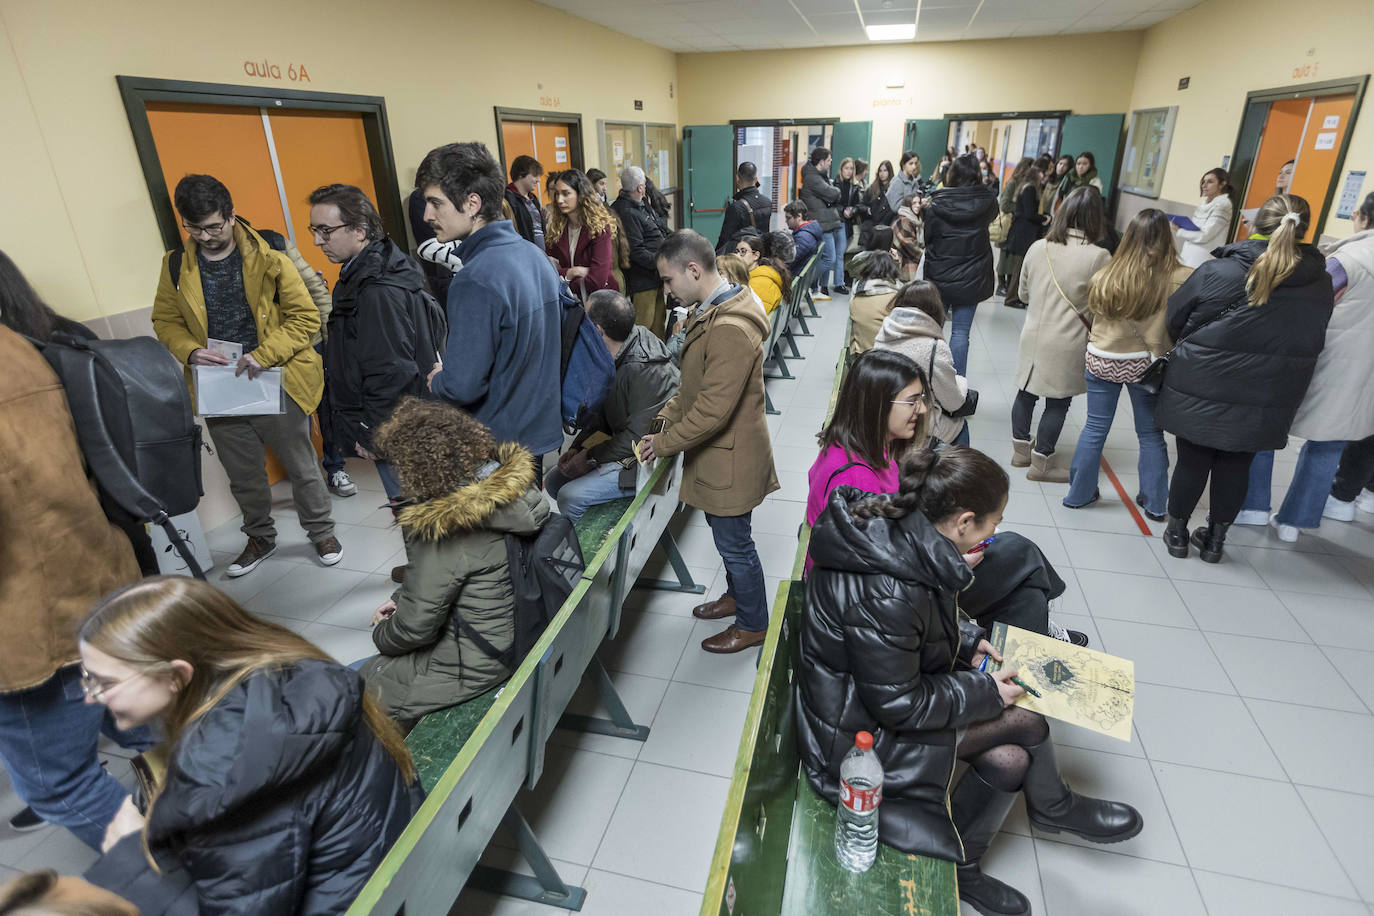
[852,447,1008,525]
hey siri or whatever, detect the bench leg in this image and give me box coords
[558,655,651,742]
[804,292,821,318]
[783,329,804,360]
[793,312,814,338]
[633,529,707,594]
[469,806,588,910]
[765,386,779,416]
[765,349,793,380]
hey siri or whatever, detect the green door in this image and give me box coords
[683,124,734,244]
[905,118,949,180]
[830,121,872,170]
[1060,114,1126,203]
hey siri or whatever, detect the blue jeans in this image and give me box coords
[816,228,841,291]
[376,459,403,502]
[0,665,155,850]
[948,303,977,376]
[827,226,847,287]
[953,423,971,447]
[1065,370,1169,514]
[1242,440,1347,528]
[545,462,635,522]
[705,511,768,632]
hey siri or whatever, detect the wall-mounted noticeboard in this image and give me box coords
[1118,106,1178,198]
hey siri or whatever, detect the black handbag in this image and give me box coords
[1135,300,1243,396]
[926,346,978,419]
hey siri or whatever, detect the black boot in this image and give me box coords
[951,768,1031,916]
[1022,740,1143,844]
[1163,515,1190,559]
[1189,519,1231,564]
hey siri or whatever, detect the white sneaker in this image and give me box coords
[1269,513,1299,543]
[1233,509,1269,526]
[1358,491,1374,515]
[328,470,357,497]
[1323,495,1356,522]
[812,290,832,301]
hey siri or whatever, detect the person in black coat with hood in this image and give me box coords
[921,155,999,376]
[801,447,1141,916]
[715,161,773,255]
[1157,194,1335,563]
[78,576,421,916]
[311,185,447,504]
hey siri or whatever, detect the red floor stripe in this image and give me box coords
[1100,455,1154,537]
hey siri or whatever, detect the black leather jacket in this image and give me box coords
[798,487,1004,861]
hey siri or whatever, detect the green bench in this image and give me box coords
[701,326,959,916]
[347,454,700,914]
[764,252,821,415]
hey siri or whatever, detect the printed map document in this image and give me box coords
[989,623,1135,741]
[194,365,284,417]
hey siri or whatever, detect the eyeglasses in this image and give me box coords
[307,223,353,240]
[78,665,144,701]
[181,219,229,238]
[891,392,929,409]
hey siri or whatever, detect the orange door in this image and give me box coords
[534,123,572,186]
[502,120,540,201]
[1237,98,1310,238]
[1290,94,1356,234]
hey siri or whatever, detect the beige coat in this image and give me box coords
[848,281,900,355]
[1016,231,1111,397]
[873,307,969,444]
[656,287,779,516]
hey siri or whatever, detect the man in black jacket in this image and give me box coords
[715,161,772,254]
[503,155,546,249]
[610,166,668,336]
[547,290,679,521]
[309,184,446,503]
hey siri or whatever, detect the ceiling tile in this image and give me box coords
[1012,16,1079,34]
[864,8,919,26]
[917,6,973,27]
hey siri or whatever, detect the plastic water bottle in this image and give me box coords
[835,730,883,872]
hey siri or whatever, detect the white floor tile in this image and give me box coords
[1211,635,1366,712]
[1059,529,1165,576]
[1246,699,1374,792]
[637,682,751,778]
[1193,871,1368,916]
[1093,619,1234,694]
[1276,591,1374,652]
[497,745,634,867]
[1296,786,1374,902]
[577,869,703,916]
[1132,683,1286,780]
[1076,568,1192,628]
[243,564,370,622]
[672,618,765,694]
[600,610,696,680]
[1232,546,1373,600]
[1036,839,1207,916]
[550,670,669,762]
[1173,580,1309,642]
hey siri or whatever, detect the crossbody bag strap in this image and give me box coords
[1045,250,1093,332]
[925,345,947,414]
[824,459,872,492]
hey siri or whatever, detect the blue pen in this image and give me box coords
[978,655,991,673]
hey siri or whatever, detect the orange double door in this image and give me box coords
[1237,93,1356,239]
[500,120,571,207]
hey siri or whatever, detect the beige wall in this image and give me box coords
[0,0,678,325]
[1124,0,1372,239]
[676,32,1145,167]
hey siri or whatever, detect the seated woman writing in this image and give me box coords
[359,397,549,726]
[800,447,1141,916]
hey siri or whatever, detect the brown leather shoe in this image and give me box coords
[701,624,767,654]
[226,536,276,578]
[692,594,737,620]
[314,536,344,566]
[391,565,407,584]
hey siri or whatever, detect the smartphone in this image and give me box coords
[648,417,666,435]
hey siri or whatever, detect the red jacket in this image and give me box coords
[547,223,619,294]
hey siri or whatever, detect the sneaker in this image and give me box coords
[1323,495,1356,522]
[226,536,276,578]
[1048,620,1090,647]
[328,470,357,497]
[390,565,406,584]
[833,284,851,295]
[1269,513,1299,543]
[811,288,832,301]
[9,807,43,831]
[315,536,344,566]
[1232,509,1269,526]
[1358,490,1374,515]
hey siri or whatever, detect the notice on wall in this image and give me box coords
[1314,131,1338,151]
[613,140,624,164]
[554,136,566,149]
[1323,114,1341,129]
[555,150,568,163]
[657,150,670,189]
[1336,170,1366,219]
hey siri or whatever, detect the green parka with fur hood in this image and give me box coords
[361,443,549,720]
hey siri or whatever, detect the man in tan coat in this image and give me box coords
[640,231,779,653]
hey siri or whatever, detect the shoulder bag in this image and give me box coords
[1044,250,1093,332]
[925,345,978,420]
[1136,300,1244,396]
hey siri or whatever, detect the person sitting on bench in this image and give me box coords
[359,397,549,725]
[801,446,1141,916]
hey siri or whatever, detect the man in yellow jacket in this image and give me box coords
[152,174,341,576]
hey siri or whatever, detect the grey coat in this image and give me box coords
[573,325,680,486]
[800,163,842,231]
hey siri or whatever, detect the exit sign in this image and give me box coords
[1178,76,1190,90]
[634,99,643,110]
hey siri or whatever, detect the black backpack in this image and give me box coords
[456,512,586,670]
[36,333,206,578]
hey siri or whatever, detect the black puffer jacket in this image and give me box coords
[92,660,420,915]
[611,191,666,294]
[798,487,1005,862]
[324,237,447,454]
[922,185,999,308]
[1155,239,1334,452]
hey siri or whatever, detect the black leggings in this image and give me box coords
[1167,435,1256,524]
[1332,435,1374,502]
[1012,390,1071,455]
[956,706,1050,792]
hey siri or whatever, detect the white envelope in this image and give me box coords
[194,365,285,416]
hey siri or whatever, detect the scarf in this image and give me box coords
[1059,166,1099,199]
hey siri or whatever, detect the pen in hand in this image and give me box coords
[1011,676,1042,698]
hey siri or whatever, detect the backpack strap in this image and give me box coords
[168,249,183,291]
[453,613,513,669]
[824,459,872,492]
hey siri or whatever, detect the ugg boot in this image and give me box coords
[1163,516,1191,559]
[951,768,1031,916]
[1190,520,1231,564]
[1011,438,1033,468]
[1022,740,1143,844]
[1027,450,1069,483]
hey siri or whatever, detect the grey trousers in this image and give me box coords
[205,398,335,544]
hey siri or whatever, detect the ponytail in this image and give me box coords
[1246,194,1310,305]
[852,447,1008,525]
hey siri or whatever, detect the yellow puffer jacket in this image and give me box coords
[750,264,785,315]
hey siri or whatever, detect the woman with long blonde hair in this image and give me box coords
[1155,194,1334,563]
[546,169,620,294]
[78,576,419,914]
[1063,210,1191,515]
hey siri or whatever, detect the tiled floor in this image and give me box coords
[7,290,1374,916]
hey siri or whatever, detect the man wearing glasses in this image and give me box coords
[152,174,342,577]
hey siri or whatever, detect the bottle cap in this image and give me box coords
[855,731,873,750]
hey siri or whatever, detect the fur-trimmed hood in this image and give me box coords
[395,442,549,541]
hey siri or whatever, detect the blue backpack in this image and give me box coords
[558,281,615,431]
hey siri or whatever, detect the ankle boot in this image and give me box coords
[1022,740,1143,844]
[1027,450,1069,483]
[1011,438,1032,468]
[951,768,1031,916]
[1163,516,1190,559]
[1189,519,1231,564]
